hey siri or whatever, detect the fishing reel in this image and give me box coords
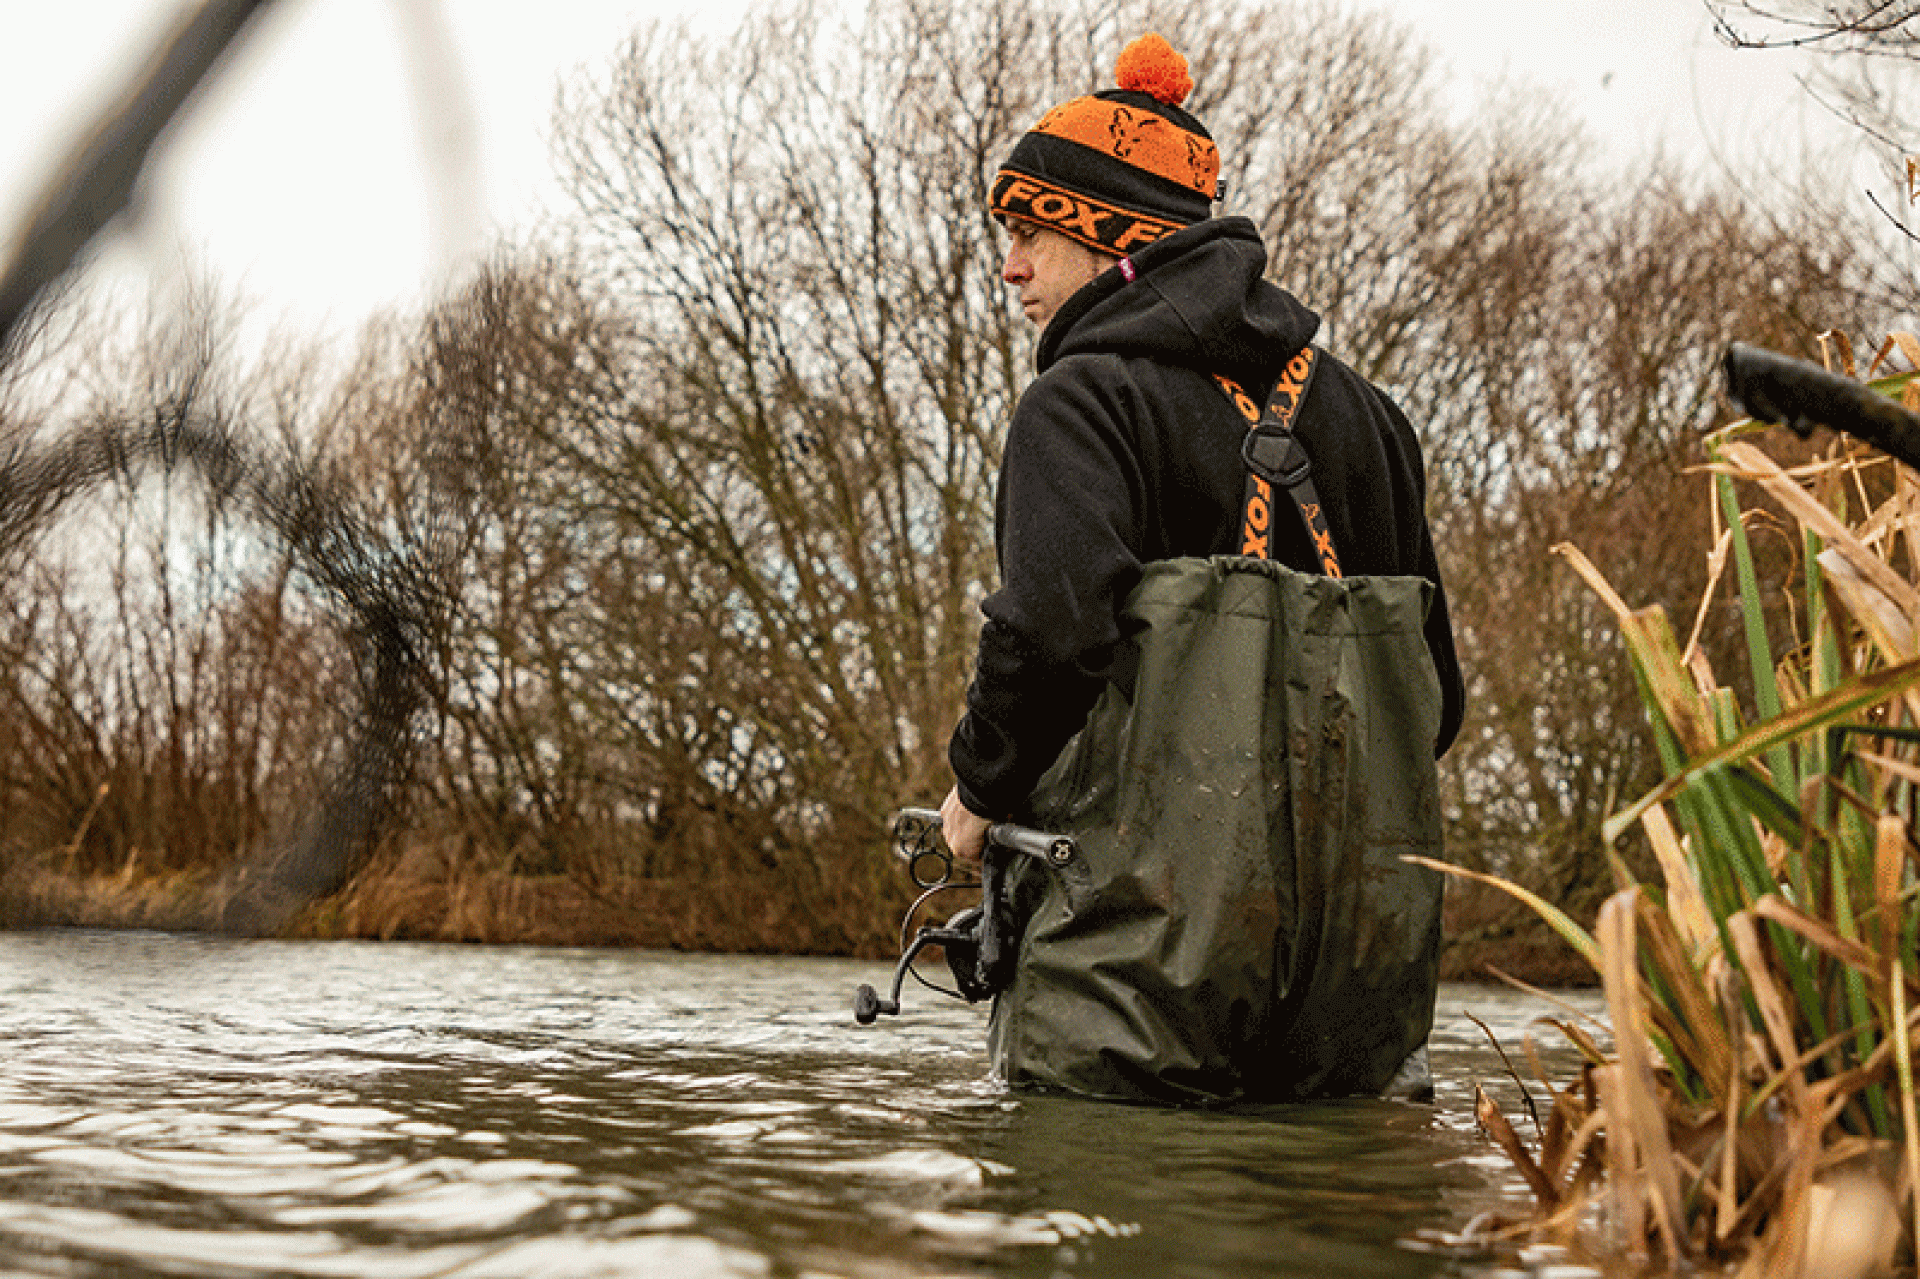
[852,807,1087,1025]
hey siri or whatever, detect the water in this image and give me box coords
[0,931,1606,1278]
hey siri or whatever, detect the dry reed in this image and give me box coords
[1423,336,1920,1277]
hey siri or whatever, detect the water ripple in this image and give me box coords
[0,930,1601,1278]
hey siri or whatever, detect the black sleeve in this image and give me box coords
[948,359,1145,818]
[1370,390,1465,759]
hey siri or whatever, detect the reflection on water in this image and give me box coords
[0,931,1603,1277]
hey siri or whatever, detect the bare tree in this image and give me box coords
[498,0,1880,947]
[0,275,453,930]
[0,0,1891,958]
[527,0,1054,941]
[1705,2,1920,248]
[0,297,351,885]
[1708,1,1920,57]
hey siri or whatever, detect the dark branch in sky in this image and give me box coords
[0,0,279,358]
[1708,0,1920,53]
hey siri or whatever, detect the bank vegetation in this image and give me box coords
[1450,347,1920,1276]
[0,0,1906,967]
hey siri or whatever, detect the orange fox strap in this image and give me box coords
[1213,347,1341,577]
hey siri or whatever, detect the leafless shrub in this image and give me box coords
[530,0,1877,947]
[0,287,446,926]
[0,0,1894,960]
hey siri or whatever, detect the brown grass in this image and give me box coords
[1,837,905,958]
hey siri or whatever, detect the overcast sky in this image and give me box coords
[0,0,1869,342]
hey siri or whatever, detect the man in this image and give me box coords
[940,34,1465,1103]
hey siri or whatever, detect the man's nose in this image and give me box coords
[1003,246,1029,284]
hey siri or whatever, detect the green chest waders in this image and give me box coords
[986,349,1447,1103]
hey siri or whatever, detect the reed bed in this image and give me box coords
[1427,338,1920,1277]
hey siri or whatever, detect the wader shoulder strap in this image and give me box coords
[1213,346,1341,578]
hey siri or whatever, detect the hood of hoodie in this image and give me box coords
[1035,217,1319,393]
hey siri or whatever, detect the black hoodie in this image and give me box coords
[950,218,1465,819]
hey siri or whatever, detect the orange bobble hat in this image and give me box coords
[991,34,1220,258]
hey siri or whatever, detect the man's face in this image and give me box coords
[1001,218,1113,329]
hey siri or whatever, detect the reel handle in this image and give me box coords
[850,924,953,1025]
[852,983,897,1024]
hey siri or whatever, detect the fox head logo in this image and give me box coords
[1186,135,1219,195]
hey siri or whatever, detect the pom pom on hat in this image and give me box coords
[1114,33,1192,107]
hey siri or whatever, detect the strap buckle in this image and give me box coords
[1241,424,1311,489]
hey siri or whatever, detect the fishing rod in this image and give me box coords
[1723,342,1920,468]
[851,807,1088,1025]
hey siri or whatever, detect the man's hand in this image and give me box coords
[940,785,992,865]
